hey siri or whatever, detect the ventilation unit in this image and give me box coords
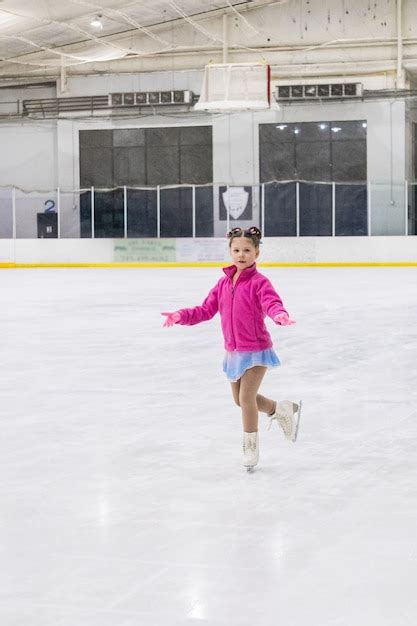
[22,96,109,116]
[109,90,194,107]
[276,83,363,101]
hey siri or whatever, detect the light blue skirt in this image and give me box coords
[223,348,280,382]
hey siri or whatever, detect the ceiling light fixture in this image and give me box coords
[91,15,103,29]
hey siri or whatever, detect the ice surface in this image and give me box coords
[1,266,417,626]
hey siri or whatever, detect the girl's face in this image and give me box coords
[229,236,259,270]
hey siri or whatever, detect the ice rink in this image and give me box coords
[1,265,417,626]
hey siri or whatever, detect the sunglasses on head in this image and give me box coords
[226,226,262,239]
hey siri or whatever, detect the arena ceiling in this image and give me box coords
[0,0,416,83]
[0,0,283,78]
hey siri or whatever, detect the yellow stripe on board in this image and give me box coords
[1,262,417,269]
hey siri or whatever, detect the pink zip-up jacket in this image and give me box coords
[177,263,288,352]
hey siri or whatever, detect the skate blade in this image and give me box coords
[246,466,255,473]
[292,400,302,442]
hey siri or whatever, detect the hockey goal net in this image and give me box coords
[194,62,271,112]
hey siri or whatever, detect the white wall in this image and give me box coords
[0,122,57,190]
[59,71,204,98]
[0,84,56,115]
[0,71,411,237]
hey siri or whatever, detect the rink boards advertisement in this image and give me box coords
[114,238,228,263]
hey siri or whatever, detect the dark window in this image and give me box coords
[332,141,367,182]
[259,120,366,183]
[79,130,112,148]
[147,145,180,185]
[145,127,179,147]
[160,188,193,237]
[260,120,367,236]
[80,147,113,188]
[263,182,296,236]
[79,126,213,237]
[93,190,124,238]
[195,186,214,237]
[113,147,146,186]
[181,145,213,184]
[299,183,332,236]
[127,189,157,237]
[296,141,331,181]
[414,123,417,180]
[335,185,367,235]
[410,124,417,235]
[113,129,145,147]
[80,190,92,238]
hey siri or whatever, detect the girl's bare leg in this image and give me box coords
[234,366,271,432]
[256,393,276,416]
[230,372,275,427]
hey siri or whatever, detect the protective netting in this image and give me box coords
[0,181,415,239]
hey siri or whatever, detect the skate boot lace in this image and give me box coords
[243,438,257,452]
[277,413,291,437]
[268,405,293,437]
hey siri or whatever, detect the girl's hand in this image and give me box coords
[274,312,296,326]
[161,311,181,327]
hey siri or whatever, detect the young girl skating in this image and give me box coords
[162,226,301,471]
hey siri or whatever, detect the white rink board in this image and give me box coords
[0,236,416,265]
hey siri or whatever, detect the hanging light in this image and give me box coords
[91,15,103,29]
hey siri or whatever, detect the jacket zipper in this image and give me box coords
[230,275,241,351]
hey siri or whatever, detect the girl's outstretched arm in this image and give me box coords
[161,283,219,327]
[257,277,296,324]
[161,311,181,327]
[273,312,296,325]
[178,283,219,325]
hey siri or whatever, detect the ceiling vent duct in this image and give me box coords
[22,95,109,116]
[276,83,363,101]
[109,90,194,107]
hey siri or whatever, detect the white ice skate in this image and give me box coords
[268,400,302,442]
[243,432,259,472]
